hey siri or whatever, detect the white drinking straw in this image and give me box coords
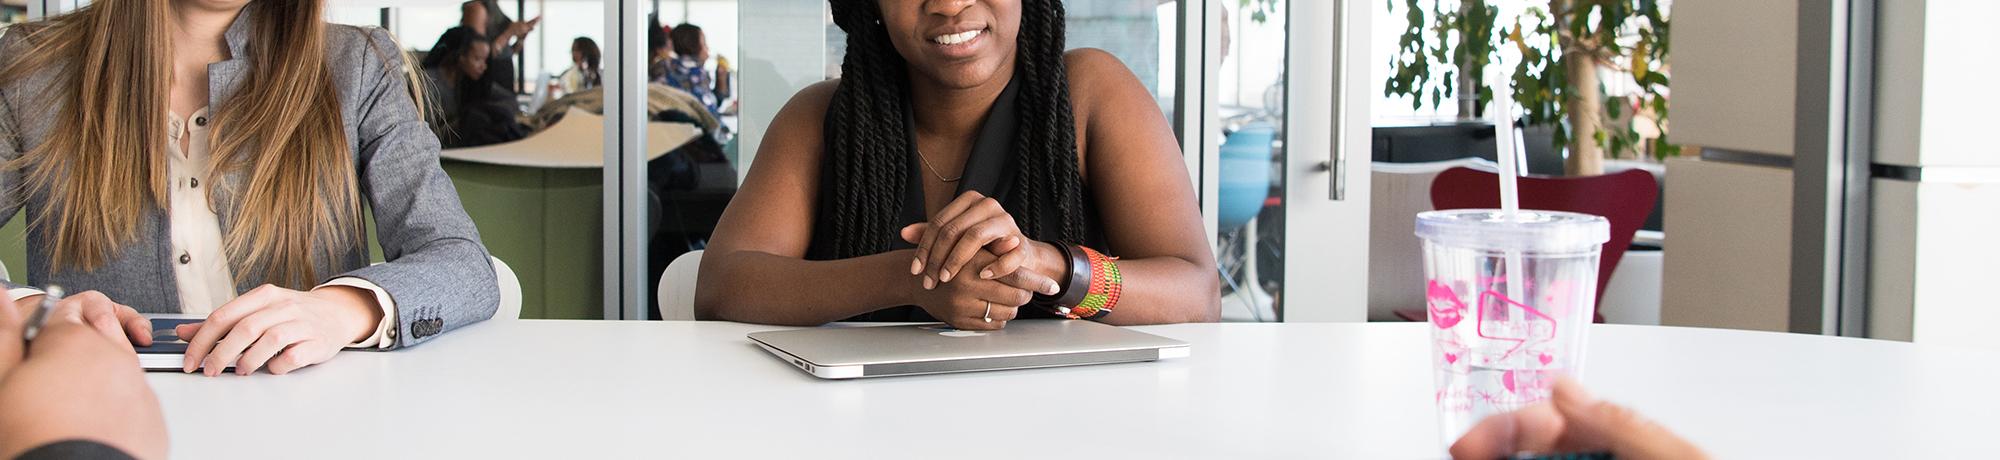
[1489,69,1528,307]
[1492,100,1521,214]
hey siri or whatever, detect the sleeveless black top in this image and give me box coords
[837,80,1107,322]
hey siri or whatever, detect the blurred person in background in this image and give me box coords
[424,27,528,148]
[647,15,674,83]
[450,0,539,94]
[660,23,731,117]
[555,37,602,96]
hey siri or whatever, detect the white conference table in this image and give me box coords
[148,320,1994,459]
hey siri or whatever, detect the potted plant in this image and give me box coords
[1384,0,1676,175]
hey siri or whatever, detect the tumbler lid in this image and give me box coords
[1415,209,1610,253]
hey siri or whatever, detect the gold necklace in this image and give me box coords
[915,146,962,183]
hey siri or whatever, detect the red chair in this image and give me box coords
[1393,167,1658,323]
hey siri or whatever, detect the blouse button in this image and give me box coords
[179,252,192,265]
[194,116,208,127]
[189,177,200,188]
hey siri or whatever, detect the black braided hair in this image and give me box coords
[811,0,1087,260]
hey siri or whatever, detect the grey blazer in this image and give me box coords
[0,11,498,349]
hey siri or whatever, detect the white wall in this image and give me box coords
[735,0,825,183]
[1657,0,1801,333]
[1870,179,2000,348]
[1660,157,1793,332]
[1868,0,2000,349]
[1874,0,2000,168]
[1868,180,1917,342]
[1667,0,1798,157]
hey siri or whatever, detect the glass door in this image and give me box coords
[1207,0,1372,322]
[1209,0,1289,321]
[326,0,666,320]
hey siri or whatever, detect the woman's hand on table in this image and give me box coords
[176,284,382,376]
[903,191,1065,297]
[11,291,152,347]
[0,296,168,460]
[1450,377,1707,460]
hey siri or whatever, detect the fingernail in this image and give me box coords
[910,258,922,275]
[1045,281,1060,295]
[940,270,953,283]
[980,270,994,280]
[923,277,935,290]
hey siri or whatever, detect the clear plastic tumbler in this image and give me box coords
[1416,209,1609,446]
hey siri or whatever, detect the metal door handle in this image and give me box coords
[1328,0,1349,201]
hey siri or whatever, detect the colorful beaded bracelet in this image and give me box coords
[1057,246,1121,320]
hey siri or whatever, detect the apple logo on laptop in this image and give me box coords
[921,325,986,337]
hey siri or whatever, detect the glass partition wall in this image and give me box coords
[326,0,664,320]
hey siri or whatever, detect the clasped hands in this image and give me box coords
[902,191,1067,330]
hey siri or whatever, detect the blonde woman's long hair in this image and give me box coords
[0,0,407,289]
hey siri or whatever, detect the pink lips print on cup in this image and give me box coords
[1416,209,1608,449]
[1426,281,1466,329]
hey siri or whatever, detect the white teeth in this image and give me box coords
[932,30,980,46]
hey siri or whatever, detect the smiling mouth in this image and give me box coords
[930,28,986,46]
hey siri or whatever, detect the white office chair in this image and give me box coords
[1367,158,1495,321]
[656,250,703,321]
[364,255,521,321]
[490,256,522,321]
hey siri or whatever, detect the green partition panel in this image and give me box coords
[442,160,603,319]
[0,212,23,281]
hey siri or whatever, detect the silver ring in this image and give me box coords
[983,301,992,323]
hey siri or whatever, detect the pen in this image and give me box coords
[21,285,64,342]
[1509,452,1613,460]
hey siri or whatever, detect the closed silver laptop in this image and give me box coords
[748,320,1190,379]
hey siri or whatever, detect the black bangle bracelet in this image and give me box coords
[1054,244,1091,307]
[1033,243,1074,304]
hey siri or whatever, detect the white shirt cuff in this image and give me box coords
[317,277,398,350]
[8,287,46,303]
